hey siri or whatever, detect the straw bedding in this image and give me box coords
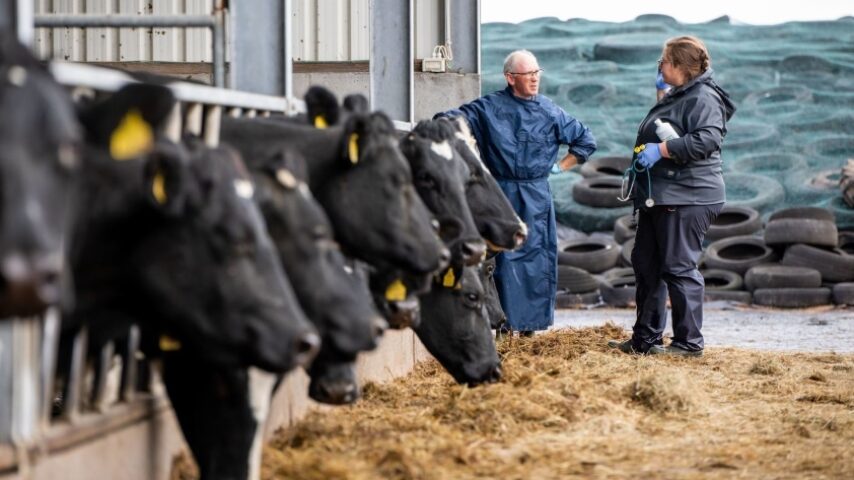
[251,324,853,479]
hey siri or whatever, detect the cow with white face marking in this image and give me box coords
[0,33,79,317]
[245,146,386,405]
[221,110,447,278]
[62,85,318,373]
[440,117,528,252]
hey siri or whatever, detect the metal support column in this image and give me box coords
[448,0,480,75]
[231,0,289,96]
[370,0,414,127]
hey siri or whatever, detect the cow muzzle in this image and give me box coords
[0,252,62,317]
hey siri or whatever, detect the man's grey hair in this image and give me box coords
[503,50,538,74]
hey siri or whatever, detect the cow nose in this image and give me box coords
[488,364,502,383]
[513,227,528,249]
[461,240,487,266]
[372,315,388,339]
[315,380,360,405]
[0,252,62,315]
[293,331,321,368]
[437,246,451,270]
[387,298,420,329]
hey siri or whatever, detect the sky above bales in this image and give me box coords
[481,0,853,25]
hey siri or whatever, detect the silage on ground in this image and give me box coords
[260,324,853,480]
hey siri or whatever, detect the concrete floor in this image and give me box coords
[554,305,854,353]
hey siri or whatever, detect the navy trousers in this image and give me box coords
[630,203,723,352]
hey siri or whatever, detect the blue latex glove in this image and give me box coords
[550,163,562,174]
[637,143,662,169]
[655,71,670,91]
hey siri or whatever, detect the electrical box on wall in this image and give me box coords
[422,57,447,72]
[422,44,452,73]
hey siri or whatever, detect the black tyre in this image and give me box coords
[572,176,629,208]
[727,153,808,180]
[602,267,635,282]
[703,290,752,304]
[744,265,823,291]
[600,277,636,308]
[768,206,835,223]
[763,218,838,248]
[557,237,621,273]
[613,213,637,244]
[620,237,635,267]
[701,269,743,291]
[781,244,854,283]
[831,283,854,306]
[723,173,786,214]
[784,169,840,205]
[839,231,854,255]
[579,156,632,178]
[555,291,601,308]
[706,206,762,243]
[753,288,832,308]
[704,235,778,275]
[552,172,633,233]
[557,265,599,294]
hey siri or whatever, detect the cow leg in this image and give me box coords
[161,352,259,480]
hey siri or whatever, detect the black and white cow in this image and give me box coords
[246,146,386,404]
[414,265,502,385]
[0,32,79,317]
[63,84,319,374]
[480,256,507,330]
[221,110,447,277]
[439,117,528,252]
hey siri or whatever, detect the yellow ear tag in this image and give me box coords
[152,170,168,205]
[442,268,456,288]
[314,115,328,129]
[159,334,181,351]
[385,279,407,302]
[110,109,154,160]
[348,133,360,164]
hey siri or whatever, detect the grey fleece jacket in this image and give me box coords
[633,68,736,209]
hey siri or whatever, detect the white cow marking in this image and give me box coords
[247,368,277,480]
[430,141,454,161]
[8,66,27,87]
[234,179,255,199]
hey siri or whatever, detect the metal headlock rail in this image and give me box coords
[33,13,227,88]
[0,60,306,476]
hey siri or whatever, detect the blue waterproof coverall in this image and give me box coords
[440,86,596,331]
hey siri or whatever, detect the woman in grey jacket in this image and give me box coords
[610,35,736,356]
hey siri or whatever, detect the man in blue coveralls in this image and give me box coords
[437,50,597,336]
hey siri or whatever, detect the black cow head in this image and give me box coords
[415,265,502,385]
[250,147,386,355]
[317,111,449,275]
[403,120,486,266]
[70,84,319,373]
[442,117,528,252]
[220,101,448,278]
[306,348,360,405]
[0,33,80,317]
[480,256,506,330]
[368,266,432,329]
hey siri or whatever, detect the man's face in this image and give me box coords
[505,56,540,98]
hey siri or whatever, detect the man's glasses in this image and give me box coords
[507,69,543,78]
[657,58,669,68]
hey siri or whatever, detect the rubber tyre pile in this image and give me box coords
[555,205,854,309]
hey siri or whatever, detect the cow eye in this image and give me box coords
[415,172,437,190]
[464,292,480,308]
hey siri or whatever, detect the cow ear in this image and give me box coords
[78,83,176,160]
[304,86,340,128]
[142,141,189,216]
[341,115,369,166]
[342,94,369,114]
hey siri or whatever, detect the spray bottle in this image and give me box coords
[654,119,680,142]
